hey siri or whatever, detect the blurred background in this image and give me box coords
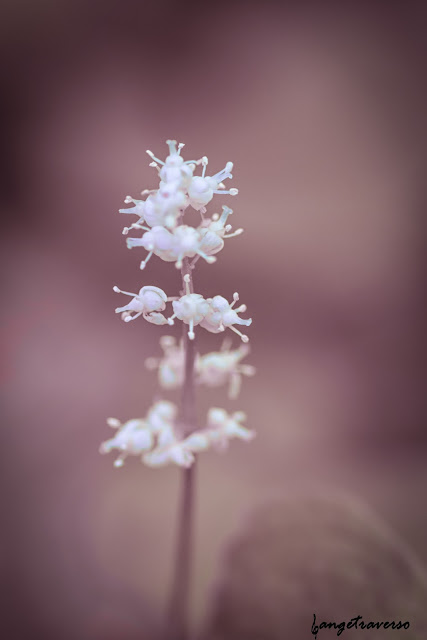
[1,0,426,638]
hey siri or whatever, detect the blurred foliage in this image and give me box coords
[201,494,427,639]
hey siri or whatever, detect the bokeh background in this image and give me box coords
[1,1,426,638]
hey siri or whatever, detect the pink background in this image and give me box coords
[1,1,426,638]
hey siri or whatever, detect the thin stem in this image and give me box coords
[165,257,197,640]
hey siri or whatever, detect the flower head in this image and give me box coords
[145,335,187,389]
[113,284,169,324]
[204,407,255,450]
[187,158,238,212]
[168,274,210,339]
[99,417,154,467]
[100,400,179,467]
[200,293,252,342]
[197,340,256,398]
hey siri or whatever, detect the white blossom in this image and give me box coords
[113,284,169,324]
[200,293,252,342]
[146,399,177,434]
[126,225,175,269]
[143,438,196,468]
[203,407,255,450]
[99,417,154,467]
[120,182,187,234]
[100,400,179,467]
[168,274,211,340]
[105,139,255,471]
[197,341,256,398]
[146,139,202,190]
[145,336,187,389]
[127,224,217,270]
[187,157,238,212]
[198,205,244,257]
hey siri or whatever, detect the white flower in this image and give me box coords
[170,225,217,268]
[146,140,202,190]
[119,195,147,219]
[204,407,255,450]
[198,206,244,257]
[113,284,169,324]
[145,335,187,389]
[126,225,175,269]
[168,274,210,340]
[144,182,187,229]
[200,293,252,342]
[120,182,187,234]
[143,439,196,468]
[145,399,177,434]
[187,158,238,212]
[197,340,256,398]
[127,224,217,270]
[100,400,179,467]
[99,417,154,467]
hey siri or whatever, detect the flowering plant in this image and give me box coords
[100,140,255,639]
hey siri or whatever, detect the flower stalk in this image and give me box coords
[100,140,256,639]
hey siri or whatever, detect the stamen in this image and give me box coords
[107,418,121,428]
[223,228,244,238]
[140,252,153,269]
[146,150,165,165]
[114,454,126,468]
[149,161,161,175]
[229,325,249,342]
[124,311,143,322]
[113,285,137,296]
[177,142,185,154]
[213,188,239,196]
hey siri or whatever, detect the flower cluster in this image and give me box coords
[101,140,255,468]
[145,336,256,399]
[100,401,254,469]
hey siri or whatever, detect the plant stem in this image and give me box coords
[165,257,197,640]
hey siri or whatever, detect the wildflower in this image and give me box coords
[187,157,238,212]
[168,274,211,340]
[127,225,217,270]
[198,206,244,258]
[143,436,196,468]
[126,225,175,269]
[146,139,202,190]
[145,336,187,389]
[120,181,187,233]
[99,417,154,467]
[146,399,177,434]
[197,341,256,398]
[142,406,254,468]
[200,293,252,342]
[100,400,179,468]
[113,285,169,324]
[204,408,255,450]
[144,181,187,229]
